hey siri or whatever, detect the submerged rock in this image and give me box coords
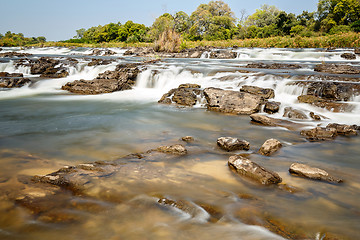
[289,163,343,183]
[204,87,263,115]
[314,63,360,74]
[240,85,275,99]
[259,139,282,156]
[263,101,280,114]
[217,137,250,152]
[156,144,187,155]
[300,127,338,141]
[158,84,202,106]
[283,107,307,120]
[228,155,282,185]
[340,53,356,60]
[181,136,194,142]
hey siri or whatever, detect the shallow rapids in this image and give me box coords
[0,47,360,240]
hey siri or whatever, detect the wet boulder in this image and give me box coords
[305,82,354,101]
[204,87,263,115]
[40,67,69,78]
[87,58,114,66]
[283,107,307,120]
[340,53,356,60]
[263,101,280,114]
[289,163,343,183]
[217,137,250,152]
[62,63,143,95]
[0,77,31,88]
[30,57,60,74]
[326,123,358,136]
[240,85,275,99]
[309,112,321,121]
[300,127,338,141]
[181,136,194,142]
[158,84,202,106]
[209,50,237,59]
[314,63,360,74]
[259,139,282,156]
[228,155,282,185]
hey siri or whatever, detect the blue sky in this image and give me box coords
[1,0,319,41]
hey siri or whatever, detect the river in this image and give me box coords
[0,47,359,239]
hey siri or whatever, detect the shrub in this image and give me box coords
[154,29,181,53]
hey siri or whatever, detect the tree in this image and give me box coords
[75,28,86,39]
[174,11,190,33]
[147,13,175,41]
[245,5,281,28]
[276,11,297,35]
[189,0,236,40]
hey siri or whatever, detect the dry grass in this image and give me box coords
[153,29,181,53]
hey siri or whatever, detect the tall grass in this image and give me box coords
[154,29,181,53]
[31,32,360,49]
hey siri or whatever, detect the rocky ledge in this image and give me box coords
[0,72,31,88]
[62,60,158,95]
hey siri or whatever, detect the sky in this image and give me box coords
[1,0,319,41]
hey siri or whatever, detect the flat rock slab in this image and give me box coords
[228,155,282,185]
[240,85,275,99]
[314,63,360,74]
[250,113,305,130]
[259,139,282,156]
[204,87,262,115]
[289,163,343,183]
[300,127,338,141]
[217,137,250,152]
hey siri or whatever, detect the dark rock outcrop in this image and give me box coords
[355,48,360,55]
[91,49,116,56]
[259,139,282,156]
[209,50,237,59]
[217,137,250,151]
[62,62,145,94]
[0,52,32,58]
[228,155,282,185]
[28,57,69,78]
[326,123,358,136]
[300,127,338,141]
[87,58,114,66]
[245,63,301,69]
[340,53,356,60]
[297,95,355,112]
[314,63,360,74]
[305,82,354,101]
[204,87,263,115]
[240,85,275,99]
[158,84,202,106]
[264,101,280,114]
[0,72,24,78]
[0,76,31,88]
[289,163,343,183]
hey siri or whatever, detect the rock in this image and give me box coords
[326,123,358,136]
[87,58,114,66]
[30,57,60,74]
[298,95,354,112]
[0,72,23,78]
[124,47,155,56]
[217,137,250,151]
[314,63,360,74]
[289,163,343,183]
[340,53,356,60]
[0,77,31,88]
[156,144,187,155]
[40,67,69,78]
[305,82,354,101]
[91,49,116,56]
[209,50,237,59]
[355,48,360,55]
[309,112,321,121]
[0,52,32,58]
[204,87,263,115]
[240,85,275,99]
[62,63,142,94]
[245,63,301,69]
[300,127,338,141]
[250,113,304,130]
[228,155,282,185]
[283,107,308,120]
[158,84,202,106]
[264,101,280,114]
[259,139,282,156]
[181,136,194,142]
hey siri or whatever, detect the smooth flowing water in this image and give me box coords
[0,47,359,240]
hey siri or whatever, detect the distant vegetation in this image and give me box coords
[0,31,46,47]
[1,0,360,48]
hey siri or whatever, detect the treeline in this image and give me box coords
[65,0,360,44]
[0,31,46,47]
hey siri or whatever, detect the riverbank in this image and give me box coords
[26,32,360,49]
